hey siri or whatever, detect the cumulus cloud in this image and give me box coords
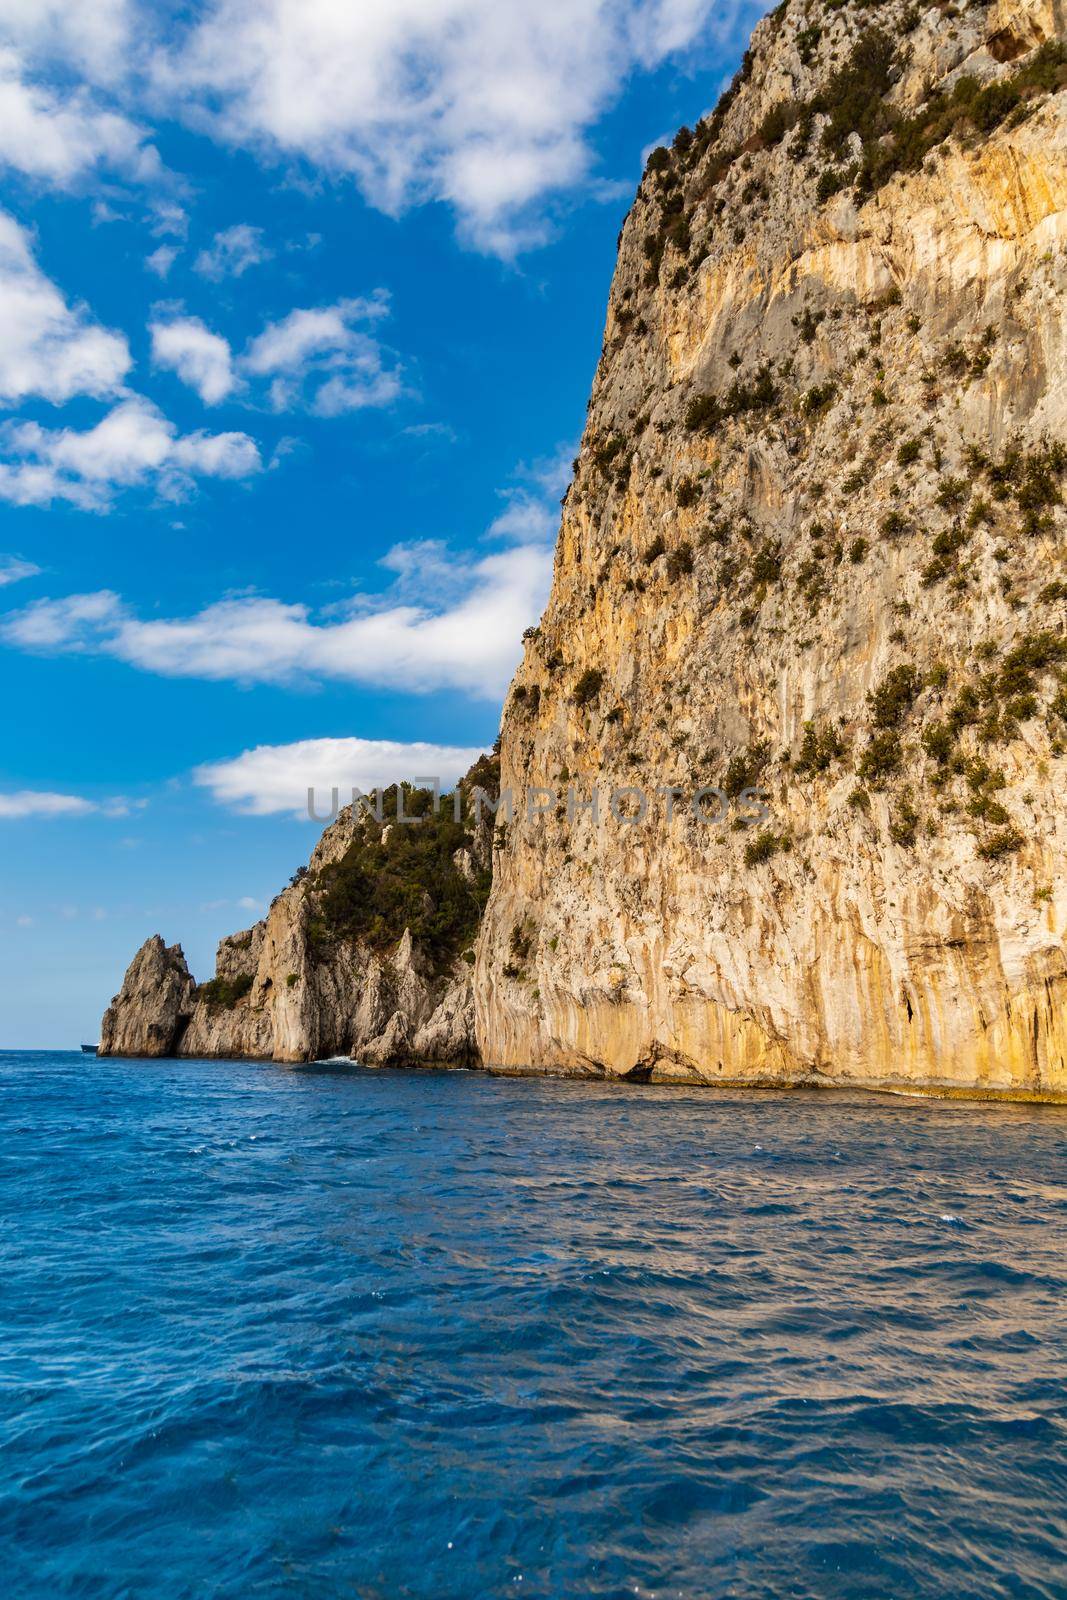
[149,199,188,238]
[194,222,271,281]
[0,0,135,85]
[243,294,402,415]
[194,736,489,817]
[0,434,570,696]
[1,541,548,696]
[0,396,261,510]
[147,297,402,416]
[158,0,760,252]
[0,789,95,819]
[151,314,237,404]
[145,244,178,278]
[0,208,131,403]
[1,1,762,251]
[0,553,39,586]
[0,46,160,187]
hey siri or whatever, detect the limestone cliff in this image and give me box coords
[102,0,1067,1098]
[100,771,495,1064]
[476,0,1067,1097]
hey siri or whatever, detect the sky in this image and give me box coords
[0,0,764,1047]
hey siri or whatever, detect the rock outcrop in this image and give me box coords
[102,0,1067,1097]
[100,936,197,1057]
[476,0,1067,1097]
[100,779,492,1064]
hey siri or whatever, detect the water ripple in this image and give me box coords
[0,1052,1065,1599]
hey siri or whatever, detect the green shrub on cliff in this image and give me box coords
[314,787,491,972]
[574,668,605,706]
[744,829,791,868]
[198,973,254,1009]
[857,730,903,785]
[868,665,921,728]
[723,740,771,798]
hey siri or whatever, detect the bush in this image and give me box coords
[676,478,701,508]
[880,510,908,538]
[723,740,771,798]
[922,721,955,764]
[869,665,921,727]
[816,167,846,203]
[796,24,821,65]
[849,537,868,564]
[978,827,1024,861]
[592,434,627,473]
[666,542,694,580]
[889,795,919,847]
[936,476,968,510]
[750,544,781,586]
[573,668,604,706]
[802,382,837,416]
[198,973,254,1009]
[794,720,845,775]
[897,438,921,466]
[858,730,903,784]
[315,786,492,971]
[816,28,895,160]
[644,534,666,563]
[759,99,800,147]
[744,829,791,867]
[794,307,825,345]
[685,366,778,434]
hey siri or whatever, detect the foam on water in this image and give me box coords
[1,1051,1065,1599]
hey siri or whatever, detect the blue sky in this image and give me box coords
[0,0,763,1047]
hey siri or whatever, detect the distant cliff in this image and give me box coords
[103,0,1067,1098]
[101,768,496,1065]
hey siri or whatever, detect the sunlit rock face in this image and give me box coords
[102,0,1067,1096]
[99,798,487,1066]
[474,0,1067,1096]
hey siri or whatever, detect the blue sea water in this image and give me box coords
[1,1052,1065,1600]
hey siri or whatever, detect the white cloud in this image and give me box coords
[158,0,760,253]
[243,295,401,415]
[145,244,178,278]
[0,1,135,86]
[0,396,261,510]
[2,1,762,253]
[0,553,39,586]
[194,222,271,281]
[151,315,237,404]
[0,448,568,694]
[2,536,552,698]
[0,789,95,819]
[0,208,131,403]
[487,491,557,544]
[0,46,160,186]
[194,736,488,817]
[149,200,188,239]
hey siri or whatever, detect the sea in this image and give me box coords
[1,1049,1065,1599]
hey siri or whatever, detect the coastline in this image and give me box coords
[96,1047,1067,1105]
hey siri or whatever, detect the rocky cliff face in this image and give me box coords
[475,0,1067,1096]
[101,775,495,1065]
[102,0,1067,1097]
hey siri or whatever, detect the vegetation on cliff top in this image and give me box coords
[636,8,1066,298]
[197,973,254,1010]
[310,782,494,971]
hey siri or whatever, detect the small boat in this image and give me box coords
[81,1043,99,1054]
